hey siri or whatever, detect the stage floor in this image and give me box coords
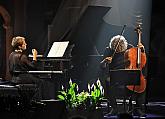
[0,100,165,119]
[103,101,165,119]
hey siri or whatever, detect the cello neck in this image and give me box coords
[135,25,142,68]
[138,29,142,46]
[135,24,142,46]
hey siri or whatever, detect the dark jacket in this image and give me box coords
[9,51,39,84]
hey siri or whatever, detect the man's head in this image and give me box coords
[109,35,128,52]
[11,36,27,51]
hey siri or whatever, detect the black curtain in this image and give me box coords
[49,0,89,45]
[0,16,5,79]
[48,0,90,91]
[147,0,165,100]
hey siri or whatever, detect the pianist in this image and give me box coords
[8,36,44,100]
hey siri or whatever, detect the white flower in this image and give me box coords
[97,79,101,87]
[77,85,79,92]
[100,86,104,96]
[69,78,72,85]
[88,83,90,92]
[91,83,95,90]
[61,85,64,90]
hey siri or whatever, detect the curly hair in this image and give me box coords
[109,35,128,53]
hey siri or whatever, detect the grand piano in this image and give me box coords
[27,41,72,99]
[29,57,71,79]
[28,41,72,78]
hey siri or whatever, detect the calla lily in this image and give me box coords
[69,78,72,85]
[96,79,101,87]
[62,85,64,90]
[76,85,79,92]
[88,83,90,92]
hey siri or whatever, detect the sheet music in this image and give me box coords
[47,41,69,57]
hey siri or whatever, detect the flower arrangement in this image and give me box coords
[57,78,104,110]
[89,79,104,108]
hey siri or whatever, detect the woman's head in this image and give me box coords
[11,36,27,50]
[109,35,128,52]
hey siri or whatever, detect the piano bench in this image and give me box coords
[15,84,38,100]
[16,84,38,90]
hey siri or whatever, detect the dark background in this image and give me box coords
[0,0,165,101]
[147,0,165,101]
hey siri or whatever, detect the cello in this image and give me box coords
[124,25,147,93]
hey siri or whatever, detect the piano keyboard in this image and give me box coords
[0,85,15,88]
[28,71,63,74]
[14,70,63,74]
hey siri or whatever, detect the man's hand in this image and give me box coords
[137,43,145,52]
[32,49,38,61]
[137,43,144,48]
[105,56,112,63]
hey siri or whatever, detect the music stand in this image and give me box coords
[109,69,140,113]
[110,69,140,86]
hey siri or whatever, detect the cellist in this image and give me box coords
[100,34,146,117]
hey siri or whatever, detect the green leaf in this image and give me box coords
[57,95,65,100]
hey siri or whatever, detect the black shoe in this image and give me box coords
[136,109,146,118]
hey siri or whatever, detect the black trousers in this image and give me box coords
[105,79,146,112]
[12,74,45,100]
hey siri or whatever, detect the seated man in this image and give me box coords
[8,36,44,100]
[100,35,146,117]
